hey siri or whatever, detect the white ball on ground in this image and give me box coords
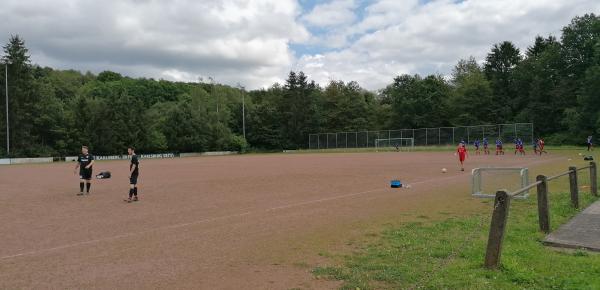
[579,153,583,156]
[405,184,412,189]
[568,158,572,161]
[442,168,447,173]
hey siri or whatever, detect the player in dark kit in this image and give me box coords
[125,147,140,202]
[74,146,95,196]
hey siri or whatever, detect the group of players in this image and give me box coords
[456,135,596,171]
[74,145,141,203]
[469,137,548,156]
[455,137,548,171]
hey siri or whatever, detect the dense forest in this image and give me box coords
[0,14,599,157]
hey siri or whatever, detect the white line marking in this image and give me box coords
[266,188,384,211]
[0,156,562,261]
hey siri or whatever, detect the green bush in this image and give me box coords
[229,135,248,153]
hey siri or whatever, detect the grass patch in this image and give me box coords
[313,190,600,289]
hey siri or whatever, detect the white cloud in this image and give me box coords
[302,0,357,28]
[0,0,310,88]
[297,0,600,90]
[1,0,598,90]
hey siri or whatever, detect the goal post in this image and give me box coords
[375,138,414,151]
[472,167,529,199]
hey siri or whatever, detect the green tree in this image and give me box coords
[279,71,322,149]
[245,86,283,149]
[561,14,600,83]
[560,14,600,139]
[97,71,123,82]
[484,41,522,122]
[449,57,494,125]
[513,36,568,137]
[382,74,451,129]
[1,35,40,157]
[322,80,370,131]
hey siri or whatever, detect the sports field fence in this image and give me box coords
[308,123,534,150]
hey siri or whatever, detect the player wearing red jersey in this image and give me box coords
[457,142,468,171]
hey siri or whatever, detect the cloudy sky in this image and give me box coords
[0,0,598,90]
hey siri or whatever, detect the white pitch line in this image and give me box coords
[266,188,385,211]
[0,156,562,261]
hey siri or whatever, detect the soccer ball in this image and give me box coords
[442,168,447,173]
[579,153,583,156]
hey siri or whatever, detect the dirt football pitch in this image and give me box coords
[0,151,565,289]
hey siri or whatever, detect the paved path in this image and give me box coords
[544,200,600,251]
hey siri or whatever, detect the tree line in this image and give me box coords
[0,14,598,157]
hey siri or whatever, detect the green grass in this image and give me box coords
[312,190,600,289]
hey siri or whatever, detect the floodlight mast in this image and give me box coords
[4,61,9,156]
[237,83,246,139]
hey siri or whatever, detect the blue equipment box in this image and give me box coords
[390,180,402,188]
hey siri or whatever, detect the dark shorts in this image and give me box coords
[130,174,139,185]
[80,169,93,180]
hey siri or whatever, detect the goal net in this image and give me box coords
[472,167,529,199]
[375,138,414,152]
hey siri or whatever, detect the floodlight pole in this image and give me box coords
[237,83,246,139]
[242,88,245,139]
[209,76,218,113]
[4,63,9,157]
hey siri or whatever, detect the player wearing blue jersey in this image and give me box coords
[515,138,525,155]
[496,139,504,155]
[474,139,481,155]
[483,138,490,155]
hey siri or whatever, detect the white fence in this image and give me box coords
[2,151,239,165]
[0,157,54,165]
